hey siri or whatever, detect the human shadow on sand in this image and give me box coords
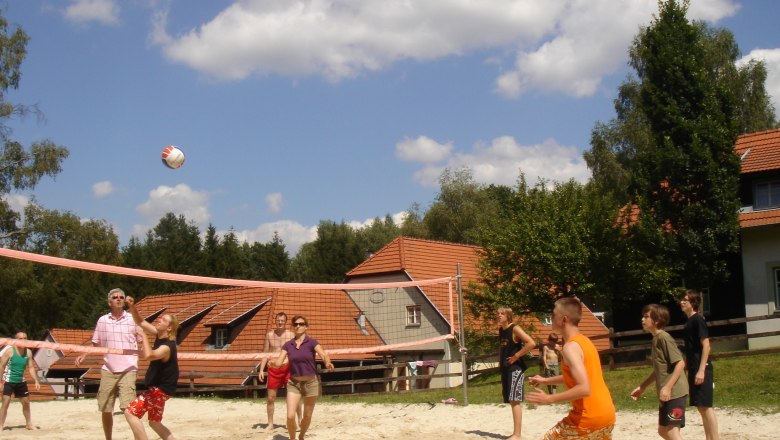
[464,430,506,439]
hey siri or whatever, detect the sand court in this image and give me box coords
[0,398,777,439]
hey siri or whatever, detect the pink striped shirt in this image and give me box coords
[91,310,141,373]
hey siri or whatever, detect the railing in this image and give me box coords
[597,313,780,369]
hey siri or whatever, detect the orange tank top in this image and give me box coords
[561,334,616,431]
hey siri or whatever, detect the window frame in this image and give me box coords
[754,180,780,210]
[774,268,780,311]
[406,305,422,327]
[214,327,228,349]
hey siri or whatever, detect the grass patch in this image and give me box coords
[321,352,780,413]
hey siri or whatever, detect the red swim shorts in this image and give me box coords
[267,364,291,390]
[126,386,171,422]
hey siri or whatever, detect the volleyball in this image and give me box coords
[161,145,185,169]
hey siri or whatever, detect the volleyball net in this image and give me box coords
[0,248,458,361]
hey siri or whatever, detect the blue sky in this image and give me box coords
[4,0,780,256]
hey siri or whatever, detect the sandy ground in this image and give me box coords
[0,397,777,439]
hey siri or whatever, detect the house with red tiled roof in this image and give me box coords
[344,237,609,386]
[32,328,92,396]
[735,128,780,349]
[46,286,386,395]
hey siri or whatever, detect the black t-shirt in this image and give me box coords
[498,324,527,372]
[145,338,179,395]
[683,313,709,369]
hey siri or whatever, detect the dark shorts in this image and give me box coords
[2,381,30,398]
[688,363,714,407]
[659,396,686,427]
[501,368,525,403]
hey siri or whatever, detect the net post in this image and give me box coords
[456,263,468,406]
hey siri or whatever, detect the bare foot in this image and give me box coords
[26,425,39,430]
[264,423,275,432]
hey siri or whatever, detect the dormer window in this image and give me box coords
[755,180,780,209]
[214,327,228,349]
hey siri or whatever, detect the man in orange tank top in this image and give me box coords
[528,297,616,439]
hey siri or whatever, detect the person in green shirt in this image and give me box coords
[0,332,41,431]
[631,304,689,440]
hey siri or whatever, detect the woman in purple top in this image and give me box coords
[273,315,334,440]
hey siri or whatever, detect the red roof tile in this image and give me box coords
[735,128,780,174]
[739,208,780,228]
[47,286,385,386]
[47,328,92,346]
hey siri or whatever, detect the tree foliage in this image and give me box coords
[584,0,777,298]
[470,177,629,320]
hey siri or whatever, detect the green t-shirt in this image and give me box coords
[651,330,689,400]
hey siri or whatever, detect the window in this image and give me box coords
[774,268,780,311]
[541,314,552,326]
[406,305,421,327]
[755,181,780,209]
[214,328,228,349]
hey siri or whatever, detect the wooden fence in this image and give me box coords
[596,313,780,369]
[28,313,780,400]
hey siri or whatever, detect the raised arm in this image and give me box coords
[126,296,156,335]
[138,331,171,362]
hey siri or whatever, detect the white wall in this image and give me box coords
[740,225,780,349]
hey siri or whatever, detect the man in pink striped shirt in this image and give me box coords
[76,288,141,440]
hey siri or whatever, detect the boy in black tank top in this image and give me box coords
[498,307,536,440]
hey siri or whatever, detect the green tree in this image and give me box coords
[0,14,69,242]
[357,215,400,254]
[0,203,121,336]
[630,0,743,289]
[423,168,502,244]
[290,220,364,283]
[471,178,627,321]
[245,232,291,281]
[584,0,777,296]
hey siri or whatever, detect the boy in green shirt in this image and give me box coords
[631,304,689,440]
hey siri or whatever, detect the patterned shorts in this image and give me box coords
[543,420,614,440]
[126,386,171,422]
[502,368,525,403]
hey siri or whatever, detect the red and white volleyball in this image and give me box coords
[161,145,185,169]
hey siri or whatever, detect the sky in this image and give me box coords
[3,0,780,257]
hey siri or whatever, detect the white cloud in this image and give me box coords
[92,181,115,198]
[395,136,452,163]
[152,0,740,97]
[265,192,283,214]
[64,0,120,26]
[134,184,211,237]
[407,135,590,187]
[2,194,30,216]
[231,220,318,256]
[738,48,780,111]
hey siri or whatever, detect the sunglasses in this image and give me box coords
[111,296,125,300]
[293,322,307,327]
